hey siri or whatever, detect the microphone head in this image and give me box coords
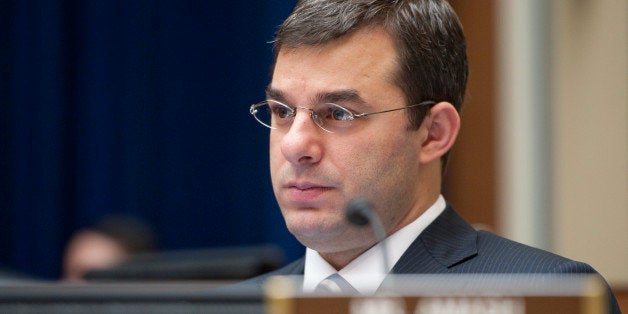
[345,198,374,226]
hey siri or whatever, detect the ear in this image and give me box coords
[419,102,461,164]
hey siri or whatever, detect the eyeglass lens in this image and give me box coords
[252,100,355,133]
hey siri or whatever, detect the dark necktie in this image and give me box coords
[314,273,358,293]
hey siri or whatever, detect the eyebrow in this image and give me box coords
[265,87,286,102]
[265,86,366,106]
[314,89,365,106]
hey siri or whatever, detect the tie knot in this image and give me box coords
[314,273,357,293]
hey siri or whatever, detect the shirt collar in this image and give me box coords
[303,195,447,294]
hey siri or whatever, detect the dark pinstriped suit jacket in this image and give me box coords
[245,205,621,313]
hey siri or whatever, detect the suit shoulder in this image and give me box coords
[470,231,593,273]
[474,232,620,313]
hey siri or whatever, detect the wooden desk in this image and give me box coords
[265,274,610,314]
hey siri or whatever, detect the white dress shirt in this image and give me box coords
[303,195,447,294]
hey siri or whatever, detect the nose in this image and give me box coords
[280,110,323,165]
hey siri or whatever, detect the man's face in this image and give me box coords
[269,27,430,257]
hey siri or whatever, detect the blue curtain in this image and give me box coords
[0,0,303,279]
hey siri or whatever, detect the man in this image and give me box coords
[246,0,620,311]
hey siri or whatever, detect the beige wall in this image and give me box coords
[551,0,628,284]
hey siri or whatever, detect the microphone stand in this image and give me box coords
[345,198,391,274]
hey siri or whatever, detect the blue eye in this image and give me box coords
[332,108,351,121]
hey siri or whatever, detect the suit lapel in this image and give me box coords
[391,205,478,273]
[282,257,305,274]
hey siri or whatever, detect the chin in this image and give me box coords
[285,214,341,242]
[286,220,328,239]
[292,232,341,252]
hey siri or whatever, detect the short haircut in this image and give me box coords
[273,0,468,167]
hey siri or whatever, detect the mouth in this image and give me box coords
[283,181,334,204]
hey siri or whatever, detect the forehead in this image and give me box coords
[270,27,402,106]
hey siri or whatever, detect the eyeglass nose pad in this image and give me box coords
[309,111,325,129]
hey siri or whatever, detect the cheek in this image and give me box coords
[344,132,421,208]
[336,135,403,190]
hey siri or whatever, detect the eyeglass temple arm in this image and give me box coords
[353,101,435,118]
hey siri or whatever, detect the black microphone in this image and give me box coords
[345,198,390,273]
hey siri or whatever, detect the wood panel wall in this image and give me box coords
[443,1,497,230]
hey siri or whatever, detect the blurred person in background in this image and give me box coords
[62,215,156,281]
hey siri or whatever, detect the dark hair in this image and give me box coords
[273,0,468,166]
[94,215,157,254]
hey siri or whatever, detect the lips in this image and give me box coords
[284,181,333,204]
[287,181,326,190]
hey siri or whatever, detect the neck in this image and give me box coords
[388,160,442,235]
[319,246,372,270]
[319,161,443,270]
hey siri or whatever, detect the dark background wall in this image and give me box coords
[0,0,303,279]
